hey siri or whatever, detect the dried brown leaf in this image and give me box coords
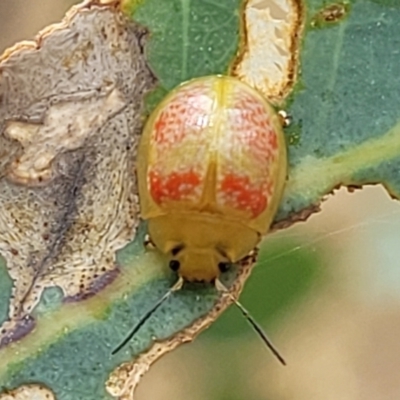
[0,3,155,346]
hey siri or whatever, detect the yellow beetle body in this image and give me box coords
[137,75,287,282]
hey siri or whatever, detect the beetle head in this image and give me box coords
[167,245,231,282]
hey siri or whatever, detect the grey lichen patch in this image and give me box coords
[106,256,255,399]
[0,4,155,346]
[0,383,55,400]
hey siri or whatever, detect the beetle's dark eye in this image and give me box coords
[169,260,180,271]
[218,262,230,273]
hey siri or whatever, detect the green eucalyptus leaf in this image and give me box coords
[279,0,400,220]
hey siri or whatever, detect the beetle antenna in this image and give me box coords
[215,279,286,366]
[112,277,184,355]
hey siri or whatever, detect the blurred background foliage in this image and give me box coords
[1,1,400,400]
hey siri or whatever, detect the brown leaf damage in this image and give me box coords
[0,383,55,400]
[232,0,303,104]
[0,3,155,346]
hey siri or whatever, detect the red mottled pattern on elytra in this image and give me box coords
[216,89,279,217]
[152,83,214,148]
[149,169,202,204]
[148,81,214,206]
[220,174,269,217]
[147,77,281,216]
[231,91,279,165]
